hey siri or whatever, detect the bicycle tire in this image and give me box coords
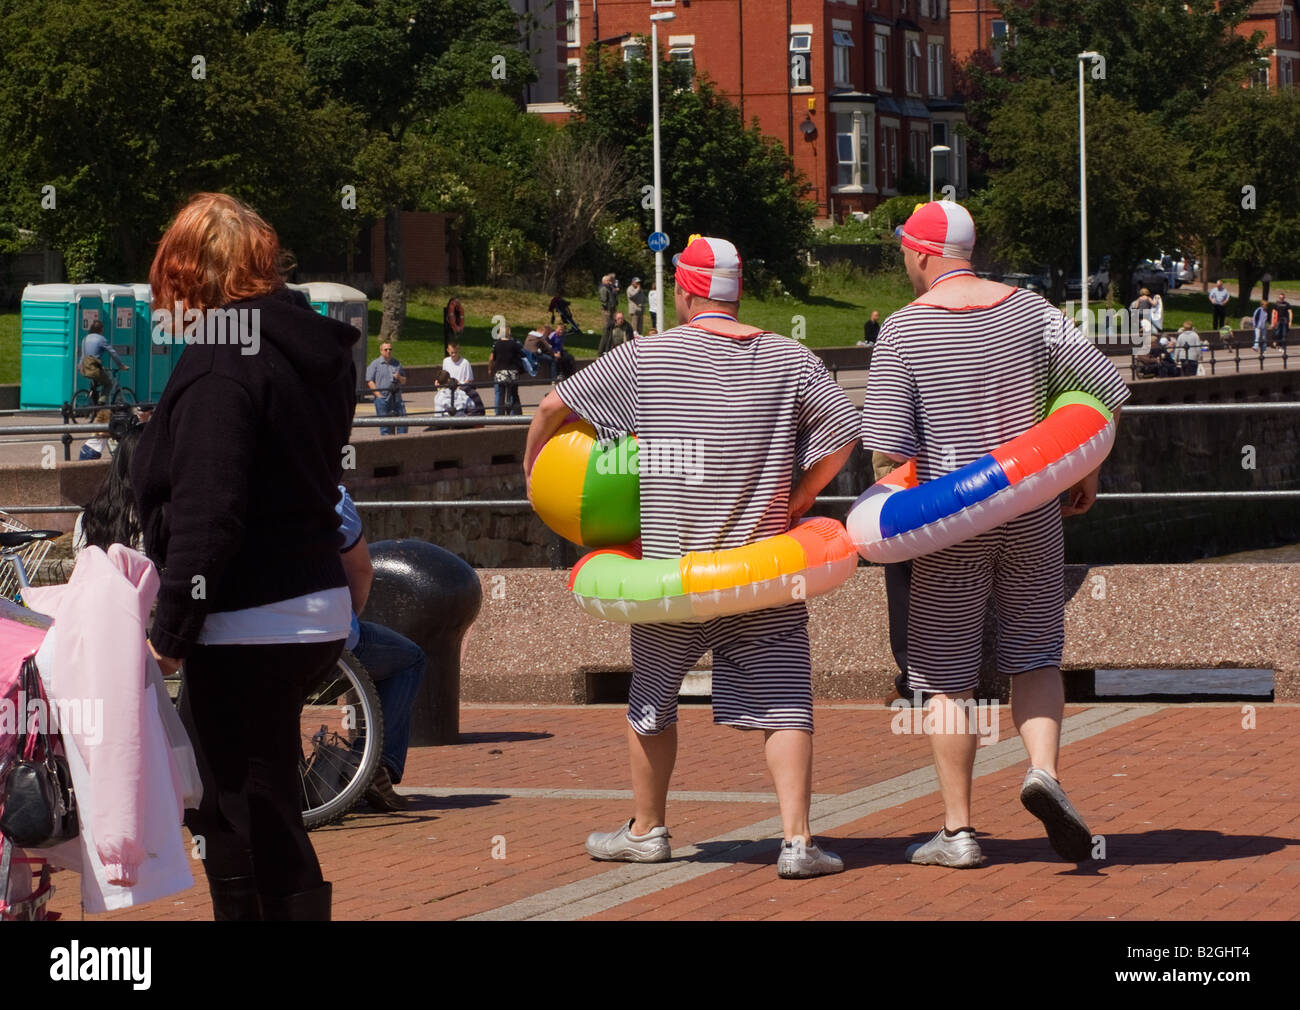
[299,650,385,829]
[69,389,94,422]
[112,385,137,406]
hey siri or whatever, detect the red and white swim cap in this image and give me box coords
[894,201,976,260]
[672,236,743,302]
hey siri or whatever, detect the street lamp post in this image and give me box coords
[651,9,676,331]
[929,144,951,202]
[1078,51,1101,337]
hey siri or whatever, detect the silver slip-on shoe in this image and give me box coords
[777,840,845,879]
[1020,767,1093,862]
[585,818,671,862]
[905,827,987,868]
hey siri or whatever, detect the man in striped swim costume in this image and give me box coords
[862,202,1130,868]
[524,236,860,878]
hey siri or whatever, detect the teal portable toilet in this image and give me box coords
[132,282,171,402]
[18,284,105,409]
[300,282,369,394]
[91,284,138,398]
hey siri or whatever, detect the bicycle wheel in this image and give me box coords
[299,650,384,829]
[69,389,94,422]
[112,385,137,407]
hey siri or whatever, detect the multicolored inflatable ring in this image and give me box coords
[528,419,859,623]
[568,517,858,624]
[847,391,1116,563]
[530,419,640,548]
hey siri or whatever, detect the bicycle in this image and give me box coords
[1,521,385,830]
[69,367,136,422]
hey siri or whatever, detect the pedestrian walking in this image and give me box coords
[863,201,1130,868]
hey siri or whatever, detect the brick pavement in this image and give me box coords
[47,701,1300,922]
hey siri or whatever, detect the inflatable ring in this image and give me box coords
[529,420,859,622]
[445,297,464,333]
[569,517,858,624]
[529,419,640,547]
[847,391,1116,563]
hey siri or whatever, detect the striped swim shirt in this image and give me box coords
[861,288,1130,477]
[555,320,860,562]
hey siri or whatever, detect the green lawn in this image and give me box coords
[2,269,1271,387]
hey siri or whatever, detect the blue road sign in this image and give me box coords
[648,231,669,252]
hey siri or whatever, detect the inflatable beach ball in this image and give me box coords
[530,419,640,547]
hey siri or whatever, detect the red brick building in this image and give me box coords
[539,1,967,220]
[1240,0,1300,87]
[950,1,1299,88]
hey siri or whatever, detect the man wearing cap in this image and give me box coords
[524,236,860,879]
[863,202,1130,868]
[626,277,648,335]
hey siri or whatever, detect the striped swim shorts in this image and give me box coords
[906,500,1065,695]
[627,605,814,735]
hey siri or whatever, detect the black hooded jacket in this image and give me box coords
[131,287,359,658]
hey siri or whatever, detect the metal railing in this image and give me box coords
[2,402,1298,515]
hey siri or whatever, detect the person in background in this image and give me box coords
[441,341,475,387]
[1270,292,1291,348]
[132,192,358,921]
[598,273,619,352]
[1252,300,1270,354]
[366,341,408,435]
[80,318,128,406]
[549,324,577,380]
[548,294,579,332]
[487,325,526,416]
[74,422,144,552]
[335,486,425,812]
[523,325,553,377]
[626,277,648,335]
[1209,280,1230,330]
[1149,291,1164,334]
[79,408,114,460]
[606,311,635,351]
[861,310,882,346]
[1174,321,1201,376]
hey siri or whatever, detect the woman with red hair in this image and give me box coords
[131,193,359,921]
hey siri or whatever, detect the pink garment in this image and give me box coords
[23,545,177,886]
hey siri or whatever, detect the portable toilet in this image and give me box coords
[18,284,104,409]
[89,284,138,398]
[131,282,170,402]
[299,282,370,394]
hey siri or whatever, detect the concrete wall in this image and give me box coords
[462,564,1300,702]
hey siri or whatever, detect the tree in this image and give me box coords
[538,132,631,294]
[1191,84,1300,314]
[264,0,537,339]
[0,0,361,281]
[981,78,1194,304]
[568,42,814,294]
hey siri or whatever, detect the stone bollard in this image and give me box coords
[362,539,482,745]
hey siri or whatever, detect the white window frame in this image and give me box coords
[1284,9,1294,42]
[879,119,899,194]
[565,0,579,47]
[622,38,645,62]
[906,34,922,95]
[928,38,944,97]
[566,56,582,94]
[833,108,877,194]
[833,31,854,86]
[874,29,890,92]
[790,30,814,90]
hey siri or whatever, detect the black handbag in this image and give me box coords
[0,657,79,848]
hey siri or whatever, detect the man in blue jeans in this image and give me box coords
[336,485,426,810]
[365,342,408,435]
